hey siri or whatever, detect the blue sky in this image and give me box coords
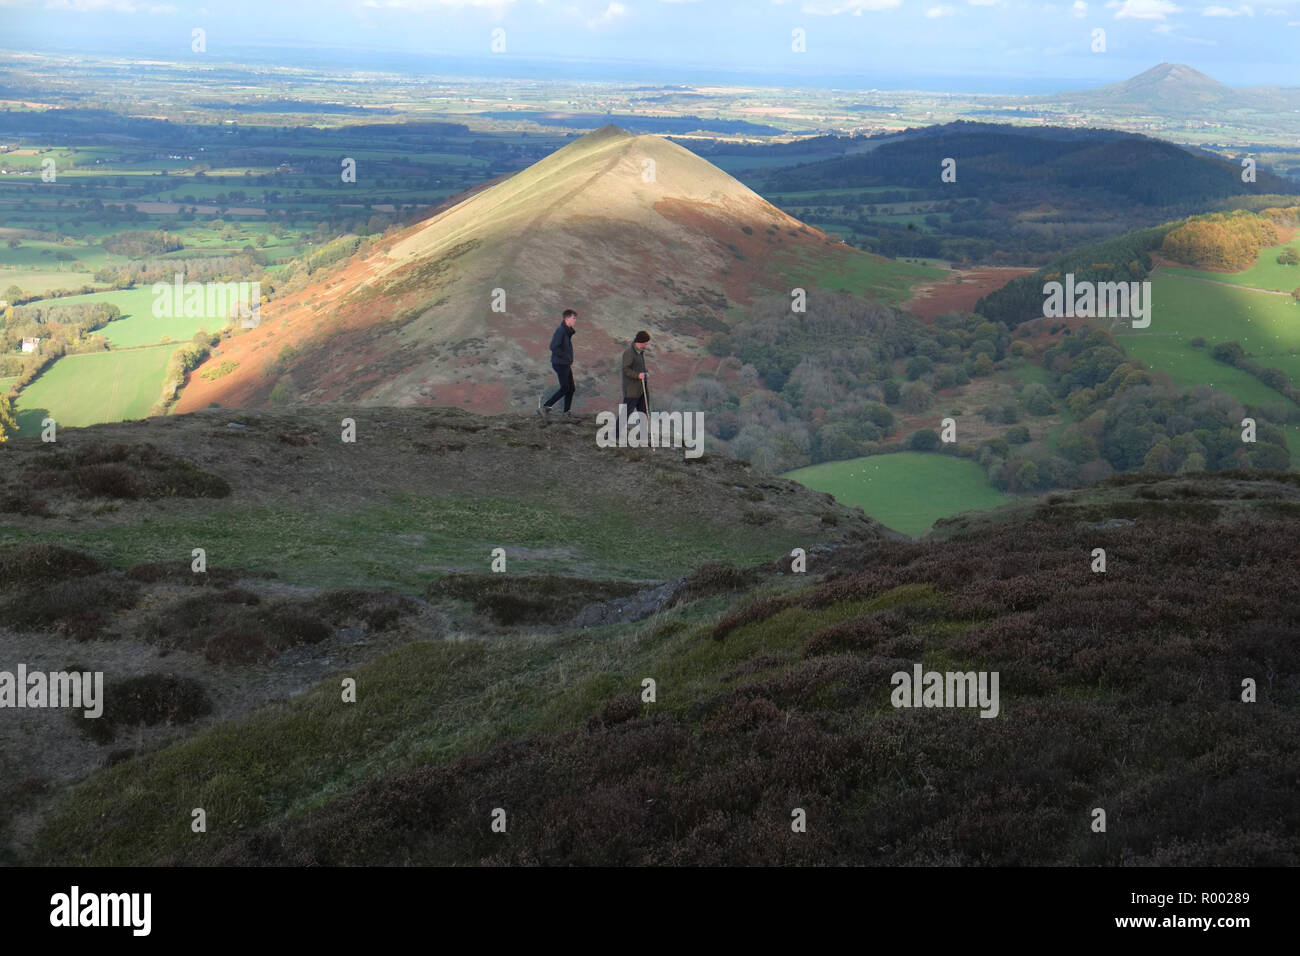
[3,0,1298,90]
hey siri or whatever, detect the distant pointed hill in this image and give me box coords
[177,125,903,415]
[1062,63,1298,114]
[1093,63,1235,109]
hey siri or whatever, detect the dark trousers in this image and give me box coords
[544,362,575,411]
[617,393,647,440]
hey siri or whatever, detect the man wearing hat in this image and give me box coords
[621,331,651,431]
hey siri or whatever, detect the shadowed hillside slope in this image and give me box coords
[763,120,1295,208]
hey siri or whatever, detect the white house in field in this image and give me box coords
[20,337,40,353]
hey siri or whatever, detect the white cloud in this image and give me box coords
[360,0,520,9]
[1203,4,1254,15]
[44,0,176,10]
[926,4,957,15]
[1152,18,1218,35]
[796,0,902,13]
[1071,0,1088,16]
[587,0,626,27]
[1106,0,1181,18]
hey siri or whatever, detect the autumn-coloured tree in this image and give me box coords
[0,394,17,444]
[1161,211,1279,271]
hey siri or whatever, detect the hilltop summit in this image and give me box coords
[1067,63,1246,113]
[1111,63,1234,103]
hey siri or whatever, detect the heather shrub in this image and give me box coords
[77,674,213,744]
[0,543,105,587]
[0,493,52,517]
[257,603,330,647]
[308,588,418,631]
[2,572,139,638]
[672,562,759,606]
[425,574,642,626]
[204,629,277,665]
[143,591,328,660]
[803,608,907,657]
[27,443,230,499]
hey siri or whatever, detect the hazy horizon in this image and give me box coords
[2,0,1298,93]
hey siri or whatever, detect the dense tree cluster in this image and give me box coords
[1160,210,1278,271]
[680,288,1292,491]
[8,301,120,333]
[988,327,1293,487]
[975,226,1169,328]
[93,251,266,290]
[672,293,1014,473]
[101,230,184,258]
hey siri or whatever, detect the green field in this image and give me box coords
[23,287,230,348]
[784,451,1010,537]
[0,268,101,296]
[0,240,118,271]
[775,244,944,306]
[1115,272,1300,409]
[1162,238,1300,293]
[14,344,178,433]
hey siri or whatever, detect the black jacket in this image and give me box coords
[549,323,575,365]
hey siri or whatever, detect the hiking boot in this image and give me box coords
[537,406,552,421]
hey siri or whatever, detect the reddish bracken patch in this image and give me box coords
[904,267,1034,323]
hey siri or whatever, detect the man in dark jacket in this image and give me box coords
[539,309,577,419]
[619,331,651,437]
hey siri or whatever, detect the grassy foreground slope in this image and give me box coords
[0,406,878,586]
[0,405,888,863]
[15,452,1300,864]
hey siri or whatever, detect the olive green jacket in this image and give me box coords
[622,343,648,400]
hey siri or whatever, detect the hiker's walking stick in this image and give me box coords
[641,376,653,454]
